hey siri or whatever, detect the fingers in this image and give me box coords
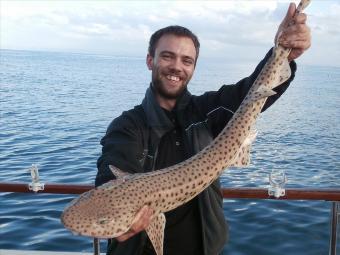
[280,28,310,45]
[277,4,311,61]
[275,3,300,45]
[279,24,311,50]
[284,12,309,36]
[279,10,311,49]
[281,34,311,62]
[116,206,154,242]
[295,13,307,25]
[130,205,154,232]
[282,39,310,51]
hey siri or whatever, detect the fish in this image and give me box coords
[61,1,311,254]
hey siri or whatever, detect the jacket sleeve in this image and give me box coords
[194,48,297,137]
[95,111,145,187]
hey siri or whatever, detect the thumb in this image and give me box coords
[275,2,296,44]
[282,3,296,26]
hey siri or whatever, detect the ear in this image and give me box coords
[146,54,153,70]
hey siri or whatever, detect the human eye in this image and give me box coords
[183,57,194,66]
[161,53,172,60]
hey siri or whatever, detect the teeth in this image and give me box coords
[166,75,180,82]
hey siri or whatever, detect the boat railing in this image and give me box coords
[0,182,339,255]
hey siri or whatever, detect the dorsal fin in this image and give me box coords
[109,165,130,179]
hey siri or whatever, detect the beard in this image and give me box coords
[151,68,190,100]
[152,78,187,100]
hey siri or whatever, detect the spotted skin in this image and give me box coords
[61,1,310,254]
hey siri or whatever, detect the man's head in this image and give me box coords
[146,26,200,107]
[148,25,200,62]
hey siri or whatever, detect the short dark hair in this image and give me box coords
[148,25,200,61]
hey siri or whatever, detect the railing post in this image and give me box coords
[93,238,100,255]
[329,201,339,255]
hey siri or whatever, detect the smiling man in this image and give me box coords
[96,3,311,255]
[147,33,197,110]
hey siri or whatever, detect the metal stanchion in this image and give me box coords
[329,201,339,255]
[93,238,100,255]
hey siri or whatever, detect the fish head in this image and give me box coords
[61,181,136,238]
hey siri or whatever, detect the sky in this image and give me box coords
[1,0,340,67]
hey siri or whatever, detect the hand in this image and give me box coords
[275,3,311,62]
[116,205,154,242]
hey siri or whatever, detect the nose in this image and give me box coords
[168,57,182,74]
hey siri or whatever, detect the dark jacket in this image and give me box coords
[96,49,297,255]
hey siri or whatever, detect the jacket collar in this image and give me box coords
[141,84,192,138]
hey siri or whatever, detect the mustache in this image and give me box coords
[165,69,185,79]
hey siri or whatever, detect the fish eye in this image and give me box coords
[98,217,109,225]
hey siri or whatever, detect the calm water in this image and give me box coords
[0,49,339,254]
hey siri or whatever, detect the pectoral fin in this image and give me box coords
[231,130,257,167]
[146,213,166,255]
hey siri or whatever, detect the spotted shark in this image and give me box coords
[61,1,310,254]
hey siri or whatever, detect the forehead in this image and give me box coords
[155,34,196,59]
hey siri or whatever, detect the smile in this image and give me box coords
[166,75,180,82]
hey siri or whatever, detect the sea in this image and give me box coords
[0,49,339,254]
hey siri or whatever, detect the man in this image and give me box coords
[96,3,311,255]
